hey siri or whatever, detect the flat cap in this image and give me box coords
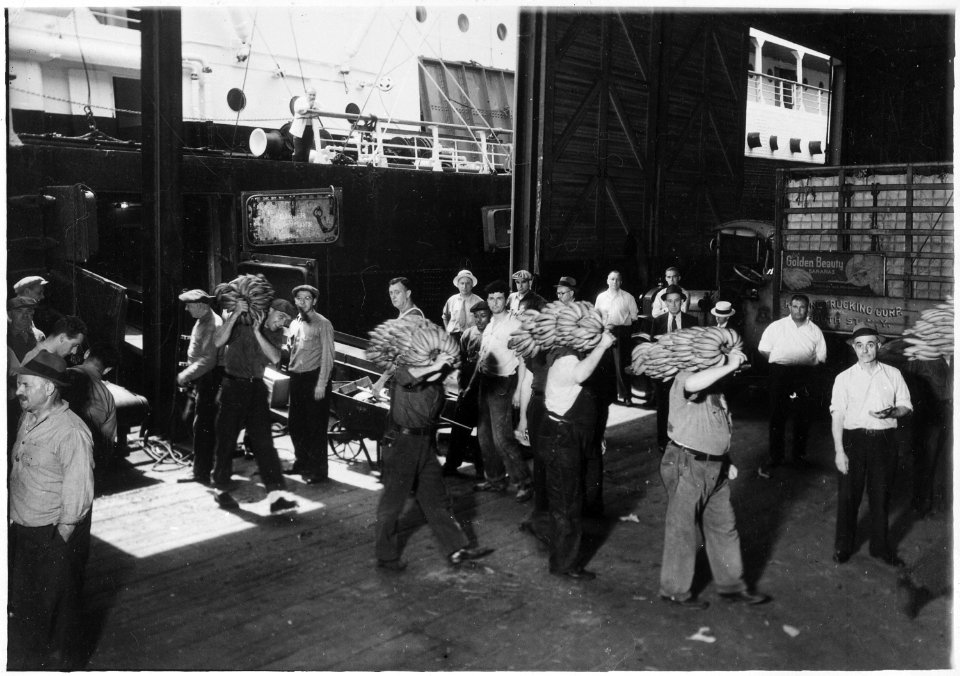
[13,276,48,293]
[511,270,533,281]
[469,300,490,314]
[7,296,38,311]
[292,284,319,300]
[847,323,885,345]
[178,289,213,303]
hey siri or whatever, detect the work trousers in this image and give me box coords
[477,372,530,487]
[212,377,285,491]
[288,369,331,478]
[767,363,816,464]
[584,403,607,518]
[8,512,92,670]
[655,378,673,449]
[292,126,315,162]
[445,382,483,475]
[541,416,592,574]
[375,433,468,562]
[659,443,746,600]
[835,428,898,557]
[191,367,223,482]
[524,392,552,538]
[911,400,952,512]
[610,324,634,401]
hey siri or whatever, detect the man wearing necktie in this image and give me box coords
[652,285,698,452]
[441,270,482,345]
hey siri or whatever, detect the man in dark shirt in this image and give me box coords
[375,348,492,571]
[211,297,298,513]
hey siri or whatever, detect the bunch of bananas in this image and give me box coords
[628,326,744,380]
[507,300,608,357]
[903,297,954,361]
[214,274,275,325]
[366,316,461,369]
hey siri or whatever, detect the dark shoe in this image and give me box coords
[376,559,408,572]
[720,590,771,605]
[215,492,240,510]
[448,546,494,565]
[515,486,534,503]
[833,551,851,564]
[473,480,506,493]
[269,497,299,514]
[660,595,709,610]
[872,551,905,567]
[283,464,304,476]
[178,476,210,485]
[897,577,930,619]
[553,568,596,581]
[303,475,328,485]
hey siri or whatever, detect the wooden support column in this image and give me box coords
[141,9,184,435]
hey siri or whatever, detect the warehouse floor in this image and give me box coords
[80,391,951,670]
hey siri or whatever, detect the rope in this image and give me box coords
[229,10,258,154]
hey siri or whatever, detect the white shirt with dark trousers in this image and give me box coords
[830,361,912,559]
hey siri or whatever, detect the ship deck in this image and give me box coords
[80,396,951,671]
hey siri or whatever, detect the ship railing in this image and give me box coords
[254,109,514,174]
[747,71,830,116]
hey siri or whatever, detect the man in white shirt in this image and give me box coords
[595,270,639,404]
[757,294,827,477]
[830,324,911,566]
[441,269,483,344]
[474,280,531,502]
[651,267,689,318]
[290,87,321,163]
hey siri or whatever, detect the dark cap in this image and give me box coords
[554,276,577,290]
[662,284,686,301]
[15,350,70,387]
[470,300,491,314]
[292,284,319,300]
[270,298,297,318]
[178,289,213,303]
[7,296,38,311]
[847,323,884,345]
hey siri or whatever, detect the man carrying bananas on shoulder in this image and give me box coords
[658,346,771,609]
[375,348,493,571]
[540,327,617,581]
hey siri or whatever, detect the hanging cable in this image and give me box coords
[229,9,258,154]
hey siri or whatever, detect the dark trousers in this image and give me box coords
[446,383,483,475]
[541,416,593,574]
[191,367,223,482]
[292,125,314,162]
[610,324,634,401]
[768,364,815,464]
[912,400,953,511]
[477,372,530,486]
[288,369,331,478]
[8,512,92,670]
[375,433,469,562]
[584,403,607,518]
[213,377,285,491]
[835,429,898,557]
[655,378,673,450]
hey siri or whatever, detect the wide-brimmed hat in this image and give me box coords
[511,270,533,282]
[711,301,736,317]
[15,350,70,387]
[847,323,885,345]
[662,284,686,301]
[13,275,48,293]
[178,289,213,303]
[452,270,478,288]
[7,296,38,311]
[292,284,320,300]
[554,276,577,290]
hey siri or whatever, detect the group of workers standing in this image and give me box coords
[5,260,951,667]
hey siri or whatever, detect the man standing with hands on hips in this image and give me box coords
[286,284,335,484]
[830,324,912,566]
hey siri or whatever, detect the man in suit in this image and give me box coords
[652,285,697,452]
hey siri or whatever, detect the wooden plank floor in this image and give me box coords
[80,398,951,670]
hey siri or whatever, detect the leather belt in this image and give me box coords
[670,441,728,463]
[223,373,261,382]
[848,428,889,437]
[398,426,434,436]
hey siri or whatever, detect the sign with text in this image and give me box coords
[780,251,885,297]
[242,188,342,246]
[791,294,937,336]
